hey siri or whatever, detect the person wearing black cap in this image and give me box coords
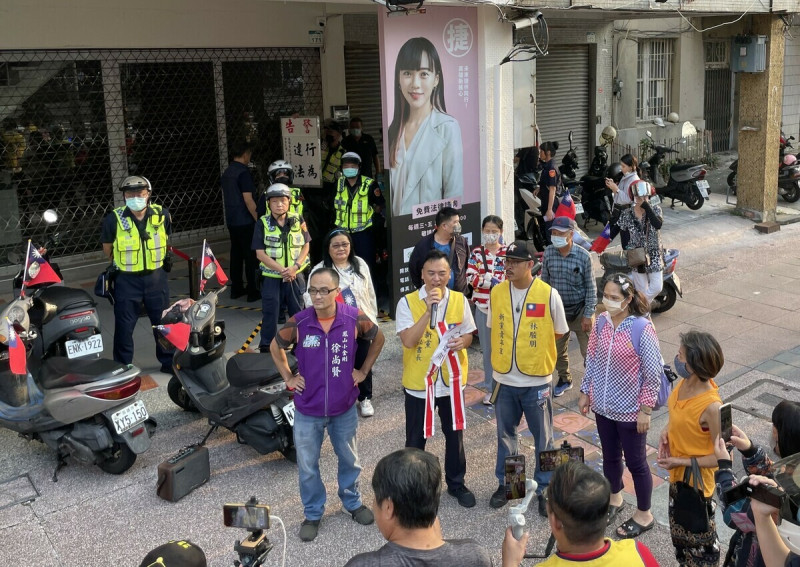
[486,240,568,515]
[139,539,207,567]
[541,216,596,398]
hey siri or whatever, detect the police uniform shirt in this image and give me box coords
[220,161,257,227]
[250,214,311,253]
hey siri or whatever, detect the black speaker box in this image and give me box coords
[156,444,210,502]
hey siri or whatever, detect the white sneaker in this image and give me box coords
[483,394,492,406]
[360,399,375,417]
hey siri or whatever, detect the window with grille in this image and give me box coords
[636,39,675,121]
[704,40,729,70]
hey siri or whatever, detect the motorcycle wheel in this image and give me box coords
[781,181,800,203]
[726,171,737,194]
[527,218,547,253]
[167,376,199,412]
[97,443,137,475]
[685,186,704,210]
[651,284,678,314]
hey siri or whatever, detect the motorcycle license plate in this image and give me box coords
[574,202,584,215]
[66,335,103,359]
[282,400,295,426]
[111,400,148,434]
[695,180,710,198]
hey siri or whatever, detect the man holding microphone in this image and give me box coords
[395,249,477,508]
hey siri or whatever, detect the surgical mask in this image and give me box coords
[551,235,569,249]
[481,233,500,245]
[452,223,462,236]
[673,356,692,379]
[350,128,361,137]
[342,167,359,179]
[602,297,625,314]
[126,197,147,211]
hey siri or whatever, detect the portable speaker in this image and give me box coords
[156,444,210,502]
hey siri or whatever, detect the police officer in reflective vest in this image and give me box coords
[257,159,304,218]
[252,183,311,352]
[101,175,173,373]
[333,152,382,271]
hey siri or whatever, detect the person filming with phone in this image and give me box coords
[501,461,659,567]
[713,400,800,567]
[616,179,663,304]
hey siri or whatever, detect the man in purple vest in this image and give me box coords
[271,267,385,543]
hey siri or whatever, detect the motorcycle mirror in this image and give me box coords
[42,209,58,224]
[646,130,652,138]
[568,131,573,143]
[202,261,217,280]
[653,117,666,128]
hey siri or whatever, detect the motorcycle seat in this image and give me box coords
[36,286,96,317]
[670,163,697,172]
[39,357,128,390]
[226,353,288,389]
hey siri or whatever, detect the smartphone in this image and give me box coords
[634,181,650,197]
[223,503,271,529]
[720,403,733,444]
[504,455,526,501]
[722,480,785,508]
[539,446,585,472]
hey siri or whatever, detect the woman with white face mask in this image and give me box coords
[578,273,664,540]
[466,215,507,405]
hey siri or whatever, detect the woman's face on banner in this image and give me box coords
[399,52,439,111]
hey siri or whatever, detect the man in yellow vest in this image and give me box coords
[101,175,173,373]
[252,183,311,352]
[396,249,477,508]
[487,241,568,515]
[334,151,382,271]
[501,461,659,567]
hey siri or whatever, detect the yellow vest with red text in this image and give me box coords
[490,279,556,376]
[538,539,651,567]
[401,291,469,390]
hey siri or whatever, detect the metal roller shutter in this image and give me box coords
[536,46,590,177]
[344,44,384,166]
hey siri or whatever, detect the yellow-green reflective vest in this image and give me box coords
[334,177,374,232]
[259,213,309,278]
[112,204,168,273]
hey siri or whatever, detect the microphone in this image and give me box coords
[429,302,438,329]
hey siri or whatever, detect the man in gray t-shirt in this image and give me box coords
[344,448,492,567]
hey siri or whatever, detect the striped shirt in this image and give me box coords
[580,313,663,422]
[541,243,596,319]
[466,245,506,313]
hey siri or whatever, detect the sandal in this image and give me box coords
[607,503,624,525]
[616,517,654,539]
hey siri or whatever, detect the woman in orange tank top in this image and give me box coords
[657,330,725,567]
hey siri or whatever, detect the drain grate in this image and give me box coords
[725,379,799,421]
[0,473,39,511]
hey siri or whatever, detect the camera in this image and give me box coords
[225,497,273,567]
[722,479,786,509]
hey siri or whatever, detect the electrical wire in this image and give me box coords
[269,515,287,567]
[675,0,765,33]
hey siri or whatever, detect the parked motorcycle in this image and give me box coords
[575,130,615,227]
[642,131,709,210]
[516,173,548,252]
[163,283,297,461]
[0,212,154,478]
[597,247,682,313]
[727,132,800,203]
[558,131,585,218]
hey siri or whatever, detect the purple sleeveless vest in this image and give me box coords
[293,303,359,417]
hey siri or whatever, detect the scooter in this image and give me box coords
[576,136,614,227]
[1,221,155,478]
[558,131,585,219]
[163,283,297,461]
[727,132,800,203]
[642,131,709,210]
[516,173,548,253]
[596,246,682,313]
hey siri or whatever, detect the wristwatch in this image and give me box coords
[639,405,652,415]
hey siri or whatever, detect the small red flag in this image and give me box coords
[199,240,229,292]
[6,318,26,374]
[590,223,612,254]
[525,303,546,318]
[155,323,190,351]
[554,192,577,220]
[22,241,61,288]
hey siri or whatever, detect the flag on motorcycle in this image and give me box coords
[154,323,191,351]
[554,192,577,220]
[199,240,228,292]
[5,318,26,374]
[335,287,358,308]
[22,240,61,289]
[590,223,612,254]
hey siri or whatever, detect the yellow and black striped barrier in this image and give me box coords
[238,322,262,353]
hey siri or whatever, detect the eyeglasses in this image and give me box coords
[308,287,335,296]
[331,242,350,250]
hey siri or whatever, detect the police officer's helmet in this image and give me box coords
[267,160,294,185]
[119,175,152,193]
[342,152,362,166]
[265,183,292,200]
[606,163,624,184]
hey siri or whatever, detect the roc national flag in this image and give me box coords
[335,287,358,308]
[22,240,61,289]
[155,323,190,351]
[6,318,26,374]
[590,223,612,254]
[554,191,577,220]
[199,240,229,292]
[525,303,545,318]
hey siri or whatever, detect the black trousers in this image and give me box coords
[355,337,372,400]
[404,391,466,490]
[228,223,257,293]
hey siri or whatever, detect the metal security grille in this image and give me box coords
[636,39,674,122]
[0,48,322,269]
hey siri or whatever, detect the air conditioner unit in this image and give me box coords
[732,35,767,73]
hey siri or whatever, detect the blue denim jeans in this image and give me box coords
[475,308,495,393]
[293,404,362,520]
[494,382,554,493]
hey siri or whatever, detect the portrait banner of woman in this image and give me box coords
[380,7,481,308]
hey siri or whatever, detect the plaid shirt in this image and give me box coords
[541,243,596,319]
